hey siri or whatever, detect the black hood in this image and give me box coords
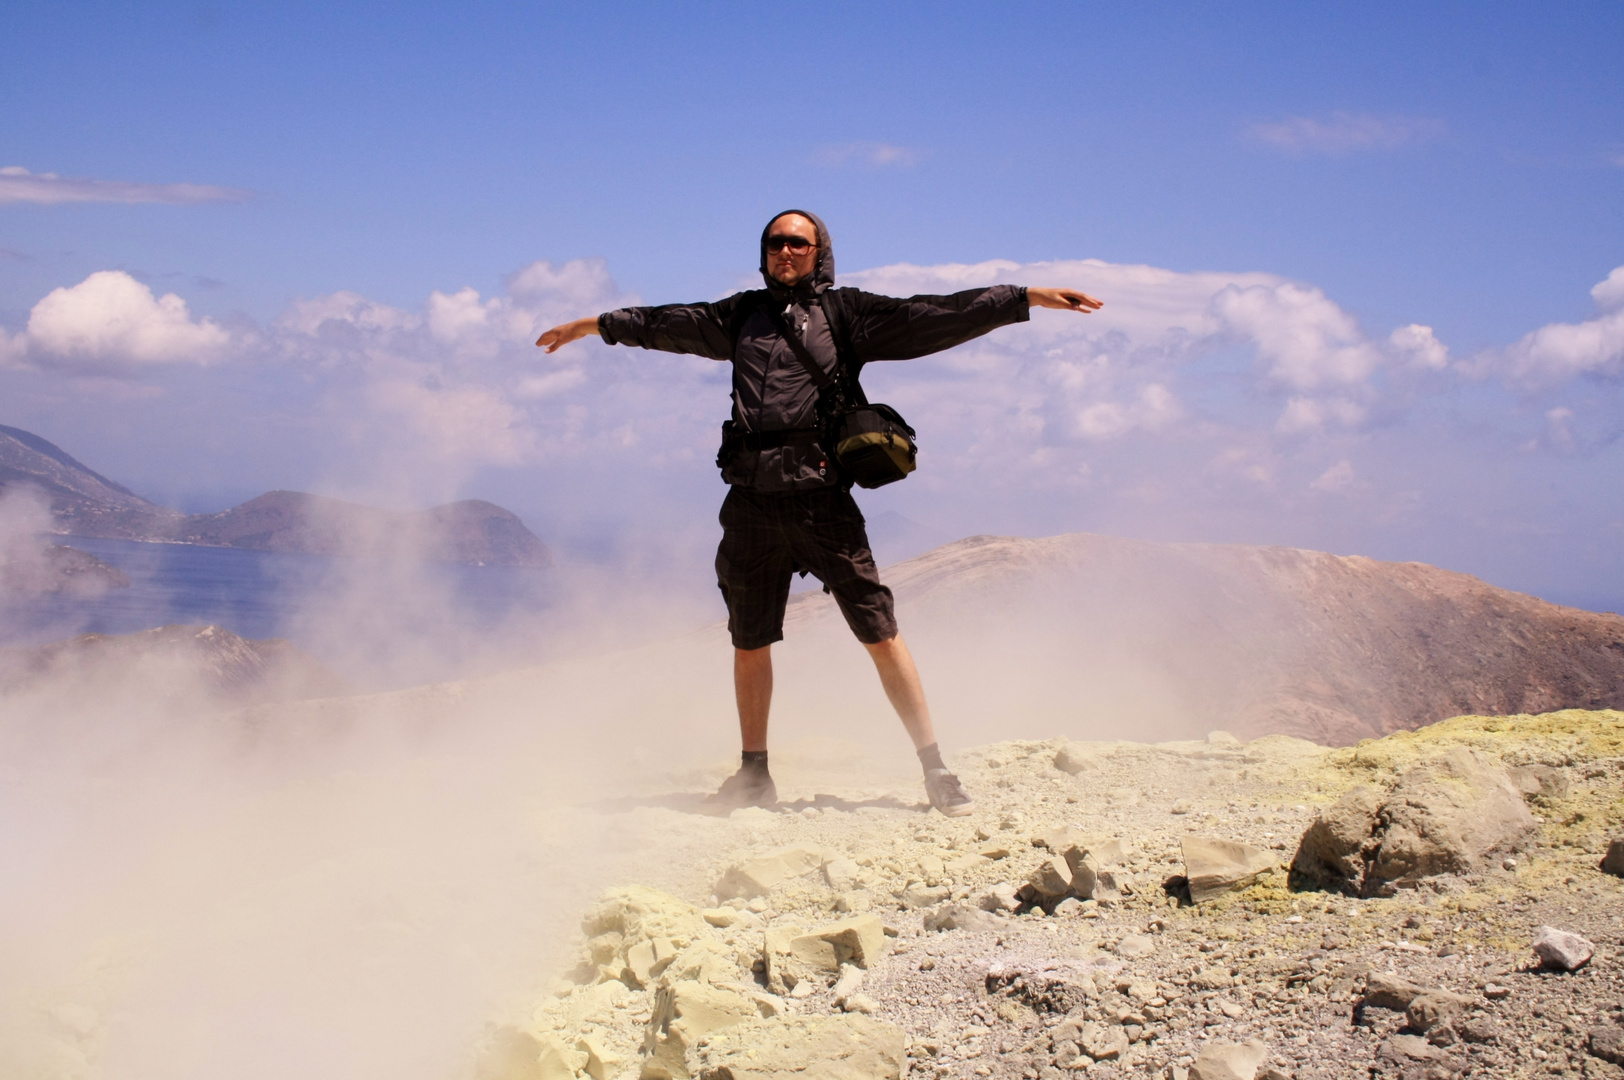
[760,209,834,300]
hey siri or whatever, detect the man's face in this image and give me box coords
[765,214,819,286]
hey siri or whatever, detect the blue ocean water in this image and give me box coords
[6,539,558,686]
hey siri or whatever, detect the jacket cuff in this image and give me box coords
[596,312,614,344]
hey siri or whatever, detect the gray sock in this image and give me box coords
[916,743,945,773]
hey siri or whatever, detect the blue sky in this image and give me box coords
[2,2,1622,608]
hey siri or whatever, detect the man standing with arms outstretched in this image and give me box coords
[538,210,1101,815]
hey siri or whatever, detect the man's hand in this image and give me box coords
[535,316,600,353]
[1027,287,1103,313]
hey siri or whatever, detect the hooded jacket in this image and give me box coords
[598,210,1029,491]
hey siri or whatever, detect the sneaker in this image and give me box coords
[710,766,777,809]
[924,769,975,817]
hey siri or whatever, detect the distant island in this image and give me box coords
[0,423,551,568]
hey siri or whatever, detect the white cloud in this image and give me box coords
[1244,112,1444,155]
[1211,281,1383,390]
[1310,459,1360,493]
[1276,396,1366,434]
[1388,323,1449,369]
[1493,265,1624,383]
[813,142,920,169]
[24,270,229,366]
[0,165,250,205]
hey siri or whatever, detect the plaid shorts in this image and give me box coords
[715,486,898,650]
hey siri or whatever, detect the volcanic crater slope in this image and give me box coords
[487,708,1624,1080]
[783,533,1624,747]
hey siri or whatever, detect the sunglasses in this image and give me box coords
[765,234,817,253]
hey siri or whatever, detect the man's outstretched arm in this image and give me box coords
[1027,287,1103,313]
[536,317,600,353]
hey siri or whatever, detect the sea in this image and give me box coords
[6,538,563,689]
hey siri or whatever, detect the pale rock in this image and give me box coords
[1052,897,1084,917]
[1188,1039,1267,1080]
[977,843,1011,860]
[841,993,879,1015]
[1038,826,1091,853]
[715,846,827,901]
[834,890,873,913]
[1378,1034,1450,1065]
[1171,800,1193,815]
[1181,836,1277,903]
[1360,972,1428,1011]
[1078,1021,1129,1061]
[1028,857,1073,898]
[917,854,946,884]
[1291,748,1535,896]
[642,982,762,1080]
[1506,764,1569,800]
[902,883,951,908]
[1407,990,1472,1033]
[583,887,710,972]
[693,1014,907,1080]
[923,903,1003,933]
[536,1033,588,1080]
[576,1033,621,1080]
[1085,837,1132,866]
[822,857,859,891]
[1192,966,1235,990]
[476,1026,583,1080]
[946,853,992,873]
[764,915,889,994]
[830,963,864,1002]
[627,937,679,988]
[1532,925,1595,971]
[1602,839,1624,878]
[978,882,1021,913]
[1054,742,1099,775]
[1116,933,1156,958]
[700,908,739,929]
[1207,730,1241,746]
[659,940,740,987]
[1095,867,1131,902]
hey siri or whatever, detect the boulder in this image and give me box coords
[977,882,1021,912]
[1408,990,1471,1034]
[1028,857,1073,898]
[1054,742,1099,775]
[1188,1039,1268,1080]
[763,916,888,994]
[1590,1027,1624,1066]
[693,1014,907,1080]
[1361,972,1429,1011]
[583,887,711,978]
[1506,764,1569,800]
[715,846,827,901]
[1291,748,1536,896]
[1181,836,1277,903]
[922,903,1003,933]
[901,883,951,908]
[642,982,762,1080]
[576,1034,622,1080]
[1601,839,1624,877]
[627,937,680,987]
[1060,848,1098,899]
[1077,1021,1128,1061]
[822,857,858,891]
[1532,925,1595,971]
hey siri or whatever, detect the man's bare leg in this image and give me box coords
[861,634,936,750]
[864,633,973,815]
[734,644,773,752]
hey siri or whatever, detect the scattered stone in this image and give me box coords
[840,992,879,1015]
[1052,897,1084,918]
[1406,990,1473,1034]
[976,882,1021,913]
[1290,747,1535,896]
[1378,1033,1452,1066]
[715,846,827,901]
[700,908,739,929]
[1590,1026,1624,1066]
[902,883,951,909]
[1506,763,1569,800]
[1361,972,1429,1012]
[986,963,1094,1014]
[1116,933,1156,958]
[1188,1039,1268,1080]
[1078,1020,1129,1061]
[763,915,888,994]
[830,963,863,1003]
[574,1033,621,1080]
[834,890,872,913]
[693,1014,906,1080]
[922,903,1002,934]
[1482,983,1510,1000]
[1532,925,1595,971]
[1172,800,1194,815]
[1602,839,1624,878]
[1181,836,1278,903]
[822,857,858,891]
[642,982,763,1080]
[627,936,679,987]
[1458,1017,1500,1044]
[1028,857,1073,898]
[1054,742,1099,774]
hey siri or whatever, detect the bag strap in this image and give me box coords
[766,303,836,390]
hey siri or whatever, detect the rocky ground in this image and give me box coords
[481,709,1624,1080]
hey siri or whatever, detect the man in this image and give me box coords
[537,210,1101,815]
